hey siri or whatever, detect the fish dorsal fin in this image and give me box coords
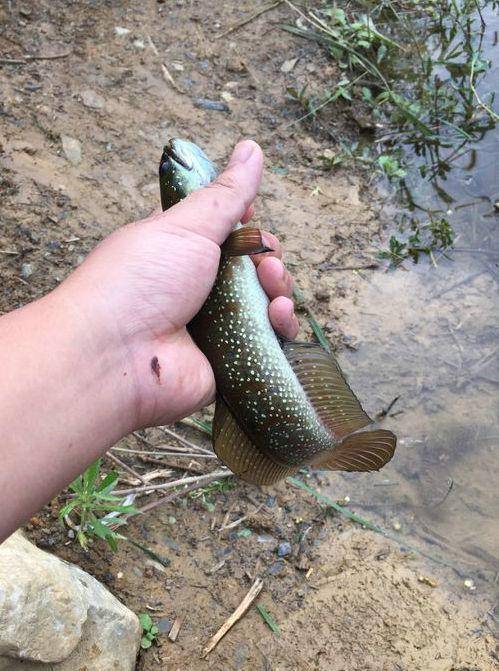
[213,395,297,485]
[317,429,397,472]
[282,341,371,440]
[221,227,273,257]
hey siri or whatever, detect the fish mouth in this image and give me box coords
[162,139,193,171]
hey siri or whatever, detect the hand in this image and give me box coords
[65,140,298,429]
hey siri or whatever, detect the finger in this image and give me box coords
[241,203,254,225]
[251,231,282,266]
[257,257,294,300]
[160,140,263,245]
[269,296,299,340]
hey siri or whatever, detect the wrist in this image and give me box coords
[49,279,141,440]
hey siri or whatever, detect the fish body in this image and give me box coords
[159,139,396,484]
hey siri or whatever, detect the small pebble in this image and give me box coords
[114,26,130,36]
[277,541,292,557]
[194,98,230,112]
[156,617,172,634]
[464,578,476,591]
[81,89,105,110]
[392,519,402,531]
[268,561,285,575]
[20,263,33,279]
[61,135,82,165]
[418,575,438,588]
[281,57,299,73]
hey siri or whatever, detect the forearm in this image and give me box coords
[0,284,137,541]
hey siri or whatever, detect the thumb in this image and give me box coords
[161,140,263,245]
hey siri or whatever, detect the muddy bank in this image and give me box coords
[1,1,496,669]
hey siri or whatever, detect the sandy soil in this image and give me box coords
[0,1,496,669]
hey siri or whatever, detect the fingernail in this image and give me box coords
[228,140,256,166]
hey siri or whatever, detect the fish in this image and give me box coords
[159,138,397,485]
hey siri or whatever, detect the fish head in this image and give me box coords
[159,138,218,209]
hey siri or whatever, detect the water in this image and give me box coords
[327,5,498,594]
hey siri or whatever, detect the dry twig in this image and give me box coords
[160,426,214,455]
[106,452,147,484]
[215,1,283,39]
[201,578,264,658]
[115,469,230,496]
[161,63,186,94]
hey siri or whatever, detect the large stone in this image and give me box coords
[0,532,140,671]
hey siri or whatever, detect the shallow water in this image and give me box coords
[327,6,499,593]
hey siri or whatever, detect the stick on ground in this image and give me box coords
[215,1,283,39]
[201,578,264,658]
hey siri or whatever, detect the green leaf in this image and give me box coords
[97,471,119,494]
[68,475,84,494]
[58,498,80,519]
[237,528,252,538]
[256,605,280,636]
[139,613,153,631]
[83,459,101,493]
[141,636,152,649]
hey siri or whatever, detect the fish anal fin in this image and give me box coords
[213,395,296,485]
[221,227,273,257]
[318,429,396,472]
[282,341,371,440]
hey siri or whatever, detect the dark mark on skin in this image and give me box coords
[151,356,161,382]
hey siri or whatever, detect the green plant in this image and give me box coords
[377,154,406,179]
[321,141,374,170]
[138,613,159,649]
[189,478,236,512]
[282,0,493,261]
[59,459,137,550]
[256,604,280,636]
[379,216,455,265]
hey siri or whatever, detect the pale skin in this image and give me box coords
[0,140,299,542]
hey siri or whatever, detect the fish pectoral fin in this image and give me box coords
[318,429,397,472]
[282,341,372,440]
[221,227,273,257]
[213,395,296,485]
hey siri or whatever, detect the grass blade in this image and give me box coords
[293,286,331,352]
[256,604,280,636]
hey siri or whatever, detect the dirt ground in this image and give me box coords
[0,1,496,670]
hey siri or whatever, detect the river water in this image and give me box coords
[327,5,498,597]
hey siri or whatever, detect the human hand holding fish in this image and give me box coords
[0,138,396,540]
[0,140,300,539]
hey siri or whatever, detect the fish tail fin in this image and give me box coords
[318,429,397,472]
[213,395,296,485]
[282,341,397,472]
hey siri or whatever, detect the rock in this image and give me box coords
[193,98,230,112]
[20,262,34,278]
[314,287,330,301]
[0,531,140,670]
[277,541,292,557]
[280,57,299,73]
[156,617,172,634]
[61,136,82,165]
[267,561,286,575]
[81,89,105,110]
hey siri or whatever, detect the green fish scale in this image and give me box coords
[191,254,334,466]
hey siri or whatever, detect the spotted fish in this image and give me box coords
[159,139,397,485]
